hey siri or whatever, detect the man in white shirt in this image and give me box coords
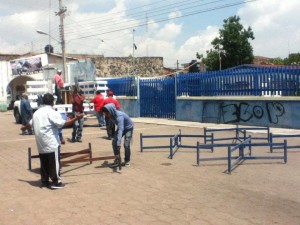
[32,93,83,189]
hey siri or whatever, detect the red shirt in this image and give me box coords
[54,74,64,88]
[71,93,85,113]
[91,93,105,112]
[103,96,121,110]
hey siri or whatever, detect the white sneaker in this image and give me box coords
[121,161,130,167]
[50,182,65,189]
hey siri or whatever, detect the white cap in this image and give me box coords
[57,69,62,73]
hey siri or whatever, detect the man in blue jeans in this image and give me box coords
[71,89,85,142]
[20,93,33,135]
[102,103,134,167]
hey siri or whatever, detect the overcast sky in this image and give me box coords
[0,0,299,68]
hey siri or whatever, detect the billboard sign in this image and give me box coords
[10,56,43,76]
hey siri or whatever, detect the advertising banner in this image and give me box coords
[10,56,42,76]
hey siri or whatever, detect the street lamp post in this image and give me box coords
[218,44,222,71]
[36,30,60,43]
[132,29,135,75]
[36,30,67,83]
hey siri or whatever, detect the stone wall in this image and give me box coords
[94,56,164,77]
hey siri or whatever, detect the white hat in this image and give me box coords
[57,69,62,73]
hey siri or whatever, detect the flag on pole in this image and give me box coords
[133,43,137,50]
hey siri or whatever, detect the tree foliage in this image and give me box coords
[286,53,300,65]
[198,15,255,70]
[270,53,300,66]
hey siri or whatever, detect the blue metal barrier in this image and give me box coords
[203,125,270,146]
[140,133,174,152]
[140,130,212,159]
[227,140,287,174]
[269,133,300,152]
[196,137,287,174]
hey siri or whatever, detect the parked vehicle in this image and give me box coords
[13,80,109,124]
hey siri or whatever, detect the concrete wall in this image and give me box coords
[176,96,300,129]
[117,96,140,118]
[113,95,300,129]
[0,61,10,103]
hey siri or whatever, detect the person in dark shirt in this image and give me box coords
[70,89,85,142]
[103,91,121,139]
[20,93,33,135]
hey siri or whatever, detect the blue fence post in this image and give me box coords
[140,133,143,152]
[197,141,200,165]
[228,146,231,174]
[211,133,214,152]
[169,137,173,159]
[284,139,287,163]
[269,133,273,153]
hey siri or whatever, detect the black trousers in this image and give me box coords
[39,151,61,185]
[55,85,63,104]
[105,116,115,138]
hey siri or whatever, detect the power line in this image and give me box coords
[64,0,232,37]
[67,0,256,42]
[9,0,256,56]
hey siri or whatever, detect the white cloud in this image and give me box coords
[175,26,218,64]
[168,10,182,20]
[155,23,182,41]
[0,0,299,68]
[238,0,300,58]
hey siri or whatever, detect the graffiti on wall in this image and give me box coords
[221,102,285,124]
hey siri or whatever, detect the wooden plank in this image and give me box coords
[61,155,116,166]
[60,149,91,159]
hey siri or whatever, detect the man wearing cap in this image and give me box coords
[54,69,64,104]
[90,90,105,127]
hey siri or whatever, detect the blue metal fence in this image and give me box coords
[106,77,137,96]
[139,77,176,118]
[105,76,175,118]
[103,65,300,119]
[176,65,300,96]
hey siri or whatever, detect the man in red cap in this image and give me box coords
[54,69,64,104]
[90,90,105,127]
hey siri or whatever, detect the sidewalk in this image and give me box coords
[0,111,299,225]
[132,117,300,134]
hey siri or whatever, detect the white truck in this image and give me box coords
[13,80,109,124]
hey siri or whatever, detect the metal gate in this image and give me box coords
[139,77,176,119]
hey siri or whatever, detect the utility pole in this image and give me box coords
[48,0,51,53]
[57,0,67,83]
[218,44,222,71]
[132,29,135,75]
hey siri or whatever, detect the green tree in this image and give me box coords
[270,57,285,65]
[198,15,255,70]
[267,54,300,66]
[287,53,300,65]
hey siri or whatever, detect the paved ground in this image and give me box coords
[0,111,299,225]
